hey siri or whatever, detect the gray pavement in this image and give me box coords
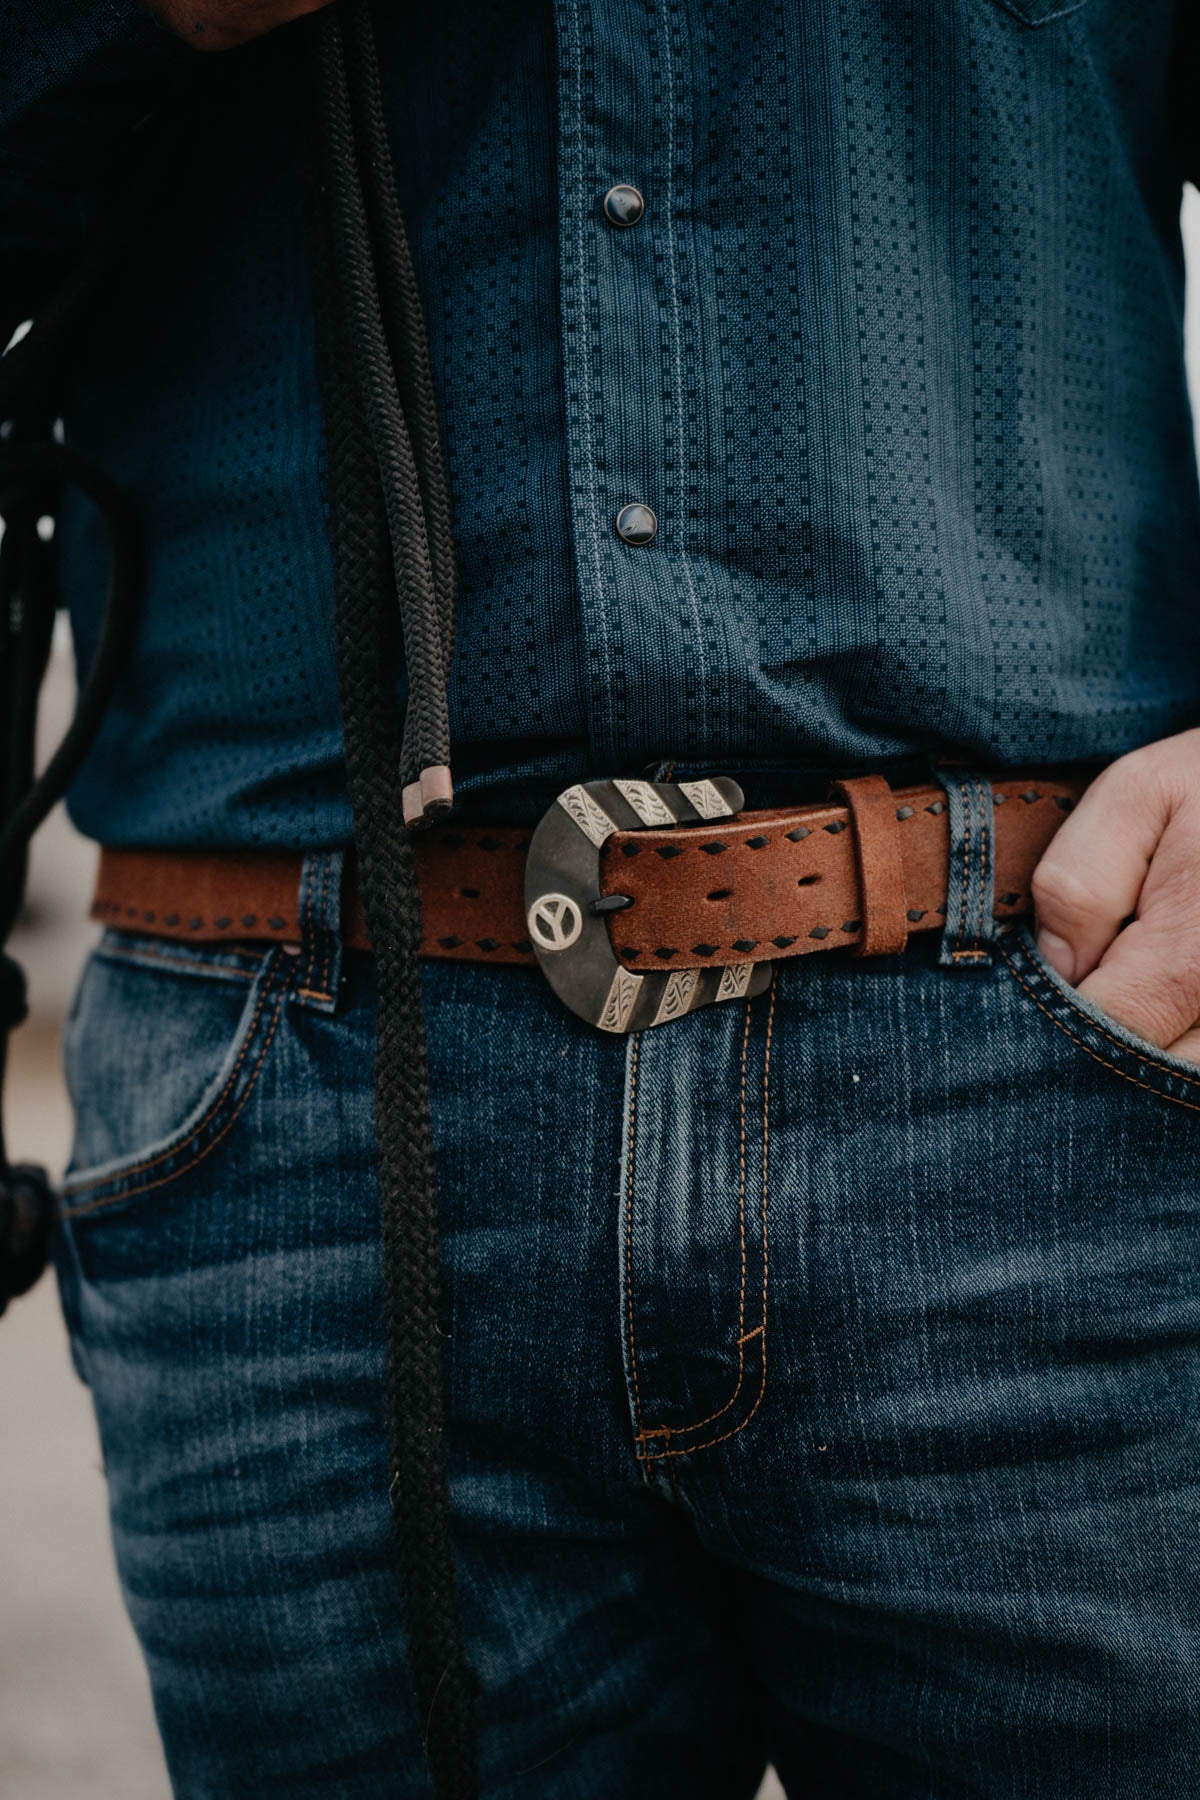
[1,1022,169,1800]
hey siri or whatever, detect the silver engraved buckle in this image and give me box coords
[524,776,773,1033]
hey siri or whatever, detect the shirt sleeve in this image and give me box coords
[0,0,195,329]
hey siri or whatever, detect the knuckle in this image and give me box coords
[1146,934,1200,1009]
[1110,735,1200,813]
[1109,922,1200,1027]
[1030,857,1100,924]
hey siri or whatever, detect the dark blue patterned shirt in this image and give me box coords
[4,0,1199,844]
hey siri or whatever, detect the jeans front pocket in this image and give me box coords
[996,927,1200,1118]
[60,931,294,1218]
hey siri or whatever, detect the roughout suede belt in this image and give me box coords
[93,772,1086,1025]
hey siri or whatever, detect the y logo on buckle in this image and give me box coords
[527,893,584,952]
[525,776,773,1033]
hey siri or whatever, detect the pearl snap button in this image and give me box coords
[614,503,658,545]
[603,184,646,228]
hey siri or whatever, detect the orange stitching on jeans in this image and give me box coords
[305,854,334,1001]
[1001,936,1200,1088]
[998,943,1200,1113]
[637,997,755,1441]
[638,975,776,1461]
[62,977,288,1215]
[298,855,327,1002]
[60,958,288,1196]
[624,1032,647,1436]
[301,855,316,992]
[319,856,333,997]
[951,778,972,956]
[96,942,258,983]
[949,781,978,964]
[970,778,991,957]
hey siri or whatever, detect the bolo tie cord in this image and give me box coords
[308,5,477,1795]
[312,0,456,828]
[0,23,475,1793]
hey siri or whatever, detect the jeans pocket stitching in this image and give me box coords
[94,943,259,986]
[60,952,292,1210]
[93,932,263,985]
[998,934,1200,1109]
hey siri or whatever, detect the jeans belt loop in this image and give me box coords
[293,849,346,1013]
[932,767,997,968]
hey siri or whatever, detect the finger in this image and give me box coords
[1075,808,1200,1049]
[1166,1025,1200,1067]
[1031,754,1171,984]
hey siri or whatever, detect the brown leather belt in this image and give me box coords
[93,770,1084,1031]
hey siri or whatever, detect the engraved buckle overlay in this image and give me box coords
[524,777,773,1033]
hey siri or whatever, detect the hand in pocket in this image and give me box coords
[1032,729,1200,1064]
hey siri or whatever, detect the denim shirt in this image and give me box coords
[3,0,1199,846]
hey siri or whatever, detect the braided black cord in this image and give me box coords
[340,3,455,669]
[312,4,452,808]
[306,24,477,1799]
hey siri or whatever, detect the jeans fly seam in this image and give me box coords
[637,995,754,1443]
[637,976,775,1461]
[999,941,1200,1107]
[61,971,290,1214]
[623,1032,648,1438]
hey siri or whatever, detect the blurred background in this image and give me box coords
[4,194,1200,1799]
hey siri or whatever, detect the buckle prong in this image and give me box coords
[590,893,633,916]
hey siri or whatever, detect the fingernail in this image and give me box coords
[1036,928,1077,984]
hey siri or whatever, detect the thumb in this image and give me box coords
[1030,757,1168,984]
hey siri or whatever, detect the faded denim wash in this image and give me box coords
[54,843,1200,1796]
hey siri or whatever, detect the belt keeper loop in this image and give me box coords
[293,848,345,1013]
[829,775,909,958]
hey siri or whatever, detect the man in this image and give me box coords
[3,0,1200,1793]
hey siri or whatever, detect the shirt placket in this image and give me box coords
[554,0,712,767]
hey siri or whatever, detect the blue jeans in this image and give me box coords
[54,831,1200,1797]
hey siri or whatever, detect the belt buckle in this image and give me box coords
[525,776,773,1033]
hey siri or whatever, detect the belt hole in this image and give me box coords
[797,874,821,887]
[458,886,481,899]
[706,888,732,902]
